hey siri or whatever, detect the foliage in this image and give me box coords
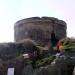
[60,38,75,52]
[32,55,56,68]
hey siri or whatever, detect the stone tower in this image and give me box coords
[14,17,67,46]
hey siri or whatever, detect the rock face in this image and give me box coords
[14,17,67,46]
[0,52,75,75]
[0,40,75,75]
[0,39,39,60]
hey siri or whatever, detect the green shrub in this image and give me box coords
[32,55,56,68]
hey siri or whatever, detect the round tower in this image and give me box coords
[14,17,67,46]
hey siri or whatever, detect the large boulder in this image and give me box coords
[0,39,39,60]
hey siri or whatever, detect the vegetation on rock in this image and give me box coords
[32,55,56,68]
[59,37,75,52]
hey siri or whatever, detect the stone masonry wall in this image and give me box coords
[14,17,67,46]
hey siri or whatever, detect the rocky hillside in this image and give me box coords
[0,38,75,75]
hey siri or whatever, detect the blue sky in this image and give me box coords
[0,0,75,42]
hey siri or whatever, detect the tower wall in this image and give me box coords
[14,17,67,46]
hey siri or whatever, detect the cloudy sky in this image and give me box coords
[0,0,75,42]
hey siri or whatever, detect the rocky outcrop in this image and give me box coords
[0,39,40,60]
[0,52,75,75]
